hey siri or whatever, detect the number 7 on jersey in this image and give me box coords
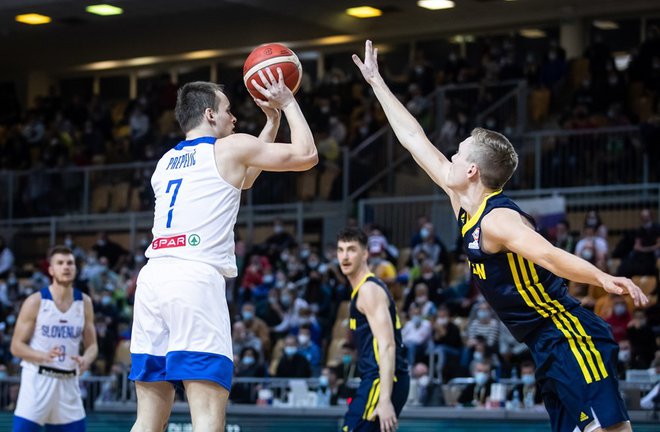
[165,178,183,228]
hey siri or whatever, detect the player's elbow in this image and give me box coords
[293,149,318,171]
[9,340,20,358]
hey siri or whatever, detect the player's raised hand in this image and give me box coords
[251,67,294,110]
[369,400,397,432]
[600,275,649,307]
[353,40,383,86]
[253,98,281,124]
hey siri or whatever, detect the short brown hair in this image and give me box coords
[175,81,224,133]
[337,227,368,248]
[48,245,74,262]
[468,127,518,190]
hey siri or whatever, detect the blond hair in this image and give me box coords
[468,127,518,190]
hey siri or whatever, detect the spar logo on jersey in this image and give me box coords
[152,235,187,250]
[468,227,480,250]
[188,234,201,246]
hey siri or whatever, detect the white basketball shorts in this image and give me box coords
[14,366,85,429]
[129,258,233,390]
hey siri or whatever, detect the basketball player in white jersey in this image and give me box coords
[129,68,317,431]
[11,246,98,431]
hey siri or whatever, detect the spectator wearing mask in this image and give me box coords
[627,309,657,368]
[466,303,500,351]
[88,257,123,294]
[430,306,463,379]
[411,216,435,248]
[409,283,436,318]
[334,343,358,382]
[317,367,354,407]
[271,286,307,338]
[615,339,633,379]
[367,228,398,263]
[594,293,633,321]
[232,321,262,361]
[402,303,432,366]
[457,360,495,407]
[411,222,451,282]
[582,210,608,241]
[275,335,311,378]
[411,362,445,406]
[367,244,397,286]
[507,361,543,408]
[574,226,608,271]
[409,260,444,307]
[231,347,268,404]
[296,325,321,375]
[241,303,271,358]
[604,297,631,342]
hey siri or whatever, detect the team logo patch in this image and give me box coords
[188,234,201,246]
[468,227,480,249]
[152,235,187,250]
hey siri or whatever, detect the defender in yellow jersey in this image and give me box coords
[338,228,409,432]
[354,40,648,432]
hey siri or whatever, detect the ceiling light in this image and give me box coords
[346,6,383,18]
[417,0,455,10]
[15,13,51,25]
[593,20,619,30]
[519,28,547,39]
[86,4,124,16]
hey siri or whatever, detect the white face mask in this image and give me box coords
[297,334,310,346]
[474,372,488,386]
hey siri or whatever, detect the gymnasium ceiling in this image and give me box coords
[1,0,660,76]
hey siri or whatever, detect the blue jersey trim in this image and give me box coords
[40,287,52,300]
[129,353,166,382]
[40,287,83,302]
[13,416,41,432]
[129,351,233,391]
[166,351,233,391]
[174,136,216,150]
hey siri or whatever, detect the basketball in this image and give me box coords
[243,42,303,101]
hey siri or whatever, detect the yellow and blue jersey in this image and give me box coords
[348,273,408,379]
[459,191,629,431]
[343,273,409,431]
[459,190,586,343]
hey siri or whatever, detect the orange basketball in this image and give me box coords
[243,43,302,101]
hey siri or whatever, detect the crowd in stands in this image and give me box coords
[2,27,660,216]
[0,206,657,409]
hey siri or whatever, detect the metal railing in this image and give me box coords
[358,184,660,249]
[342,80,527,201]
[0,373,655,412]
[516,125,648,190]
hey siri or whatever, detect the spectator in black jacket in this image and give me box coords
[275,335,311,378]
[507,361,543,408]
[457,360,495,407]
